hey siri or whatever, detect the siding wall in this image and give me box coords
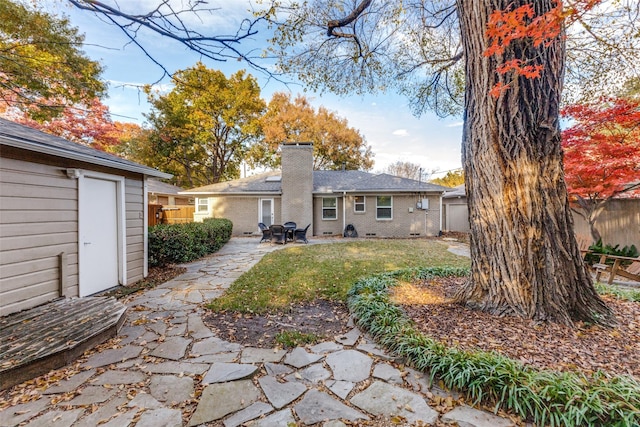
[125,178,145,284]
[314,194,442,238]
[0,157,79,316]
[1,150,147,316]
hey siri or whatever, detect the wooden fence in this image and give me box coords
[573,199,640,248]
[148,204,195,227]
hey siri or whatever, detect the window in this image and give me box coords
[354,196,365,213]
[322,197,337,220]
[376,196,392,220]
[196,197,209,213]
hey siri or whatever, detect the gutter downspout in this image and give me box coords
[439,192,444,236]
[342,191,347,234]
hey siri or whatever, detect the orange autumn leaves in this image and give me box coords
[485,0,603,97]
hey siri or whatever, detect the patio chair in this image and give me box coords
[293,224,310,243]
[284,221,297,241]
[258,222,271,243]
[594,255,640,285]
[270,224,287,245]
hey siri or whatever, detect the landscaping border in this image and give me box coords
[347,267,640,427]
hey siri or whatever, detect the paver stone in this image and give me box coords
[201,363,258,384]
[294,389,368,425]
[223,401,273,427]
[24,409,83,427]
[441,405,516,427]
[284,347,322,368]
[326,350,372,382]
[248,409,296,427]
[350,381,438,425]
[149,375,194,402]
[258,375,307,409]
[188,380,261,426]
[136,408,183,427]
[149,336,191,360]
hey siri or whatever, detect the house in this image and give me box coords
[0,118,171,316]
[442,184,470,233]
[147,179,192,206]
[180,142,449,238]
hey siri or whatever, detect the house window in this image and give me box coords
[354,196,365,213]
[376,196,392,220]
[322,197,337,220]
[196,197,209,213]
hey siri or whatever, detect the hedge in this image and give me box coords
[148,218,233,267]
[347,267,640,427]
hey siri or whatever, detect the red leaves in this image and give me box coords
[485,0,604,97]
[561,97,640,201]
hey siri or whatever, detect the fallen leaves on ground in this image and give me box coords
[394,277,640,378]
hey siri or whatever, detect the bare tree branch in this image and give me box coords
[326,0,373,36]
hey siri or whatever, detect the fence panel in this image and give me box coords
[572,199,640,248]
[162,206,195,224]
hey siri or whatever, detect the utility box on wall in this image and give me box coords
[417,198,429,210]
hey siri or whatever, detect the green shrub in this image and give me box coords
[586,239,638,266]
[347,266,640,427]
[148,218,232,267]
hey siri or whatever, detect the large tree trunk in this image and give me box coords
[454,0,613,326]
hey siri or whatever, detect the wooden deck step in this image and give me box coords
[0,297,127,390]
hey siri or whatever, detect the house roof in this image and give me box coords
[181,169,449,195]
[0,118,171,179]
[443,184,466,198]
[148,179,185,195]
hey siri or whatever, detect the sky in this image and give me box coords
[45,1,464,176]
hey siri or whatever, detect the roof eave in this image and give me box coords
[1,137,172,179]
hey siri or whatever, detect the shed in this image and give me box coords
[0,118,171,316]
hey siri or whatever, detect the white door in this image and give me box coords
[79,176,120,296]
[260,198,274,226]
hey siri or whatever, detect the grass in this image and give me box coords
[594,282,640,302]
[275,330,322,348]
[206,239,469,313]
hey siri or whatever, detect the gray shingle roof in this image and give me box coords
[0,118,170,178]
[181,169,448,195]
[443,184,466,198]
[148,179,184,195]
[180,171,282,194]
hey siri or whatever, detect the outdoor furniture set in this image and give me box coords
[578,236,640,285]
[258,222,310,244]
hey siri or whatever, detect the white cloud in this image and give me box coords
[392,129,409,137]
[446,121,464,127]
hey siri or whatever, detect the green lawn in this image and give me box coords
[207,239,470,313]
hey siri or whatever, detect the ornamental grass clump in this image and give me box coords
[347,266,640,427]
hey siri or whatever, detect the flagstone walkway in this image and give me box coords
[1,237,516,427]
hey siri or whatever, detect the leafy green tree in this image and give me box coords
[144,63,265,187]
[255,92,373,170]
[0,0,105,120]
[430,170,465,188]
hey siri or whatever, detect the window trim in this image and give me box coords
[354,195,366,213]
[196,197,209,213]
[376,195,393,220]
[322,197,338,220]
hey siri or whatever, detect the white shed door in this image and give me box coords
[79,177,119,296]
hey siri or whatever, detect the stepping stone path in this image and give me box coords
[0,237,516,427]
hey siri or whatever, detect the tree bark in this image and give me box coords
[454,0,613,326]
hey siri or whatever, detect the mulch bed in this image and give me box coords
[393,277,640,378]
